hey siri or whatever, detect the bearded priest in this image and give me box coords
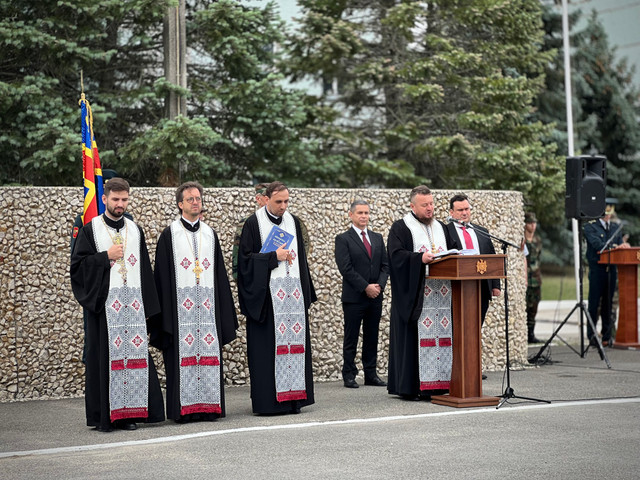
[70,178,165,432]
[386,185,454,401]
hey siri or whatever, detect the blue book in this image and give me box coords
[260,225,295,253]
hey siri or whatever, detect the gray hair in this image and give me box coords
[349,199,370,212]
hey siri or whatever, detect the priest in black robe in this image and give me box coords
[151,181,238,423]
[70,178,165,432]
[386,186,453,399]
[237,181,316,414]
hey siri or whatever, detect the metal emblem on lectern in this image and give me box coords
[476,259,487,275]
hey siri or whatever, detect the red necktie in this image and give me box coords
[462,226,474,250]
[361,231,372,258]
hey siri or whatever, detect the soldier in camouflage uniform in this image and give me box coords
[524,212,542,343]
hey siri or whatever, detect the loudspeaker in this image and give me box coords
[565,155,606,219]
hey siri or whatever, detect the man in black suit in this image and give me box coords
[445,193,501,325]
[335,200,389,388]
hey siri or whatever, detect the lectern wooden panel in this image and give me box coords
[428,254,505,407]
[598,247,640,348]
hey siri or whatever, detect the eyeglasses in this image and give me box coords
[184,196,202,204]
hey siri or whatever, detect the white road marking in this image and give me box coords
[1,397,638,459]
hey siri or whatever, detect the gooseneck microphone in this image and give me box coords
[446,216,470,228]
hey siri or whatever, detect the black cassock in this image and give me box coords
[237,213,316,414]
[151,222,238,421]
[386,218,452,398]
[70,216,165,430]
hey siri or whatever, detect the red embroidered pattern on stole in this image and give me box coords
[111,407,149,421]
[277,390,307,402]
[199,356,220,366]
[420,338,436,347]
[289,344,305,354]
[439,337,452,347]
[276,345,289,355]
[180,356,198,366]
[127,358,148,369]
[111,359,125,370]
[420,380,450,389]
[181,403,222,415]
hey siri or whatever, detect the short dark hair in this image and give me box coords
[254,183,270,196]
[410,185,431,203]
[104,178,130,196]
[265,181,288,198]
[449,193,469,210]
[349,199,369,212]
[176,181,204,211]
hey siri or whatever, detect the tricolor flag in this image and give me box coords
[79,94,105,224]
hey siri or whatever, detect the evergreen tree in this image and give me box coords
[287,0,565,204]
[0,0,344,187]
[573,11,640,244]
[0,0,171,186]
[536,7,640,253]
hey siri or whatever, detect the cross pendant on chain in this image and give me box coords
[193,260,203,282]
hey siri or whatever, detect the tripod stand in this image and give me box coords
[464,223,548,408]
[528,220,611,368]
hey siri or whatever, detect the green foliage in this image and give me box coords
[536,7,640,263]
[0,0,171,185]
[286,0,565,196]
[573,12,640,245]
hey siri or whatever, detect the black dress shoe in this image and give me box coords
[95,425,113,433]
[482,374,487,380]
[115,421,137,431]
[364,376,387,387]
[343,378,359,388]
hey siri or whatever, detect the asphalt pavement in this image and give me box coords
[1,301,639,479]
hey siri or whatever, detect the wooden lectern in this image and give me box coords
[428,254,506,407]
[598,247,640,348]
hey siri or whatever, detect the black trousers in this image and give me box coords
[342,299,382,381]
[587,264,617,342]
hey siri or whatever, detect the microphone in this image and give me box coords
[446,216,469,227]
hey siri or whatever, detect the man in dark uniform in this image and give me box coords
[335,199,389,389]
[584,198,630,346]
[445,193,501,324]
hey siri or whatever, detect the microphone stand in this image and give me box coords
[528,219,611,367]
[463,222,549,408]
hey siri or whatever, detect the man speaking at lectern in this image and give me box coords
[386,185,453,400]
[445,193,501,325]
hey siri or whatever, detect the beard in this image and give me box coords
[418,215,433,226]
[106,204,125,218]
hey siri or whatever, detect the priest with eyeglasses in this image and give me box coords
[151,181,238,423]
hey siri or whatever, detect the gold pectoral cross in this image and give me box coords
[118,262,128,278]
[193,260,203,282]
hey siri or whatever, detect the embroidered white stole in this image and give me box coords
[403,214,452,391]
[170,219,222,415]
[257,207,307,402]
[92,216,149,421]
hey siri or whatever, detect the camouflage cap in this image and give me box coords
[524,212,537,223]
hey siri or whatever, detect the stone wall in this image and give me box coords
[0,186,527,402]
